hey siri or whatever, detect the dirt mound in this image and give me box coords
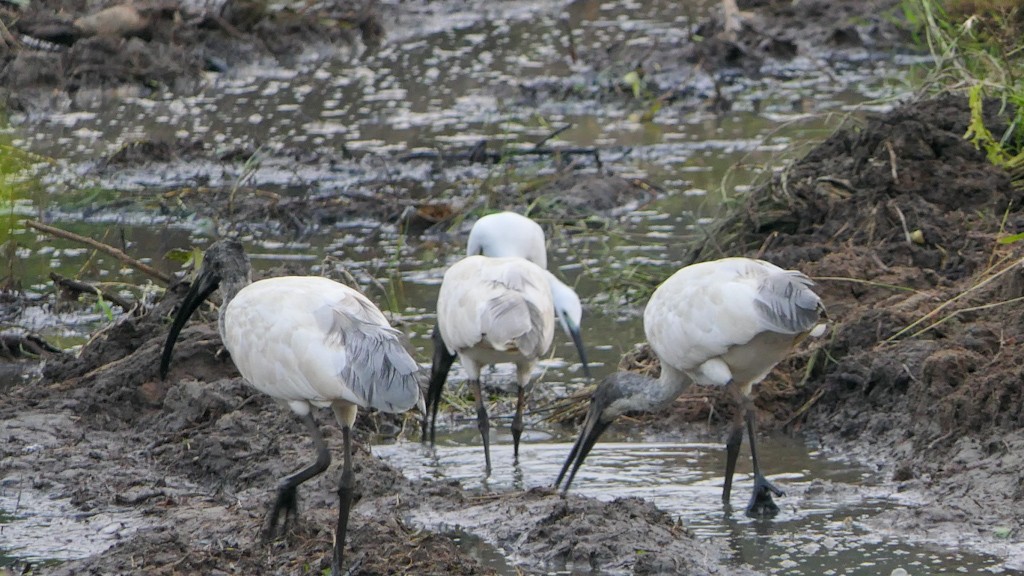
[691,92,1023,430]
[690,0,910,73]
[620,94,1024,434]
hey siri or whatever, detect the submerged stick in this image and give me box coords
[50,272,136,311]
[24,219,172,284]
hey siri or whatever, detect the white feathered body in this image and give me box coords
[221,276,421,416]
[437,256,555,376]
[644,258,824,393]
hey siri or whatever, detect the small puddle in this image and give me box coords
[376,434,1023,575]
[0,481,142,569]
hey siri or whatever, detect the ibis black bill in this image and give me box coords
[555,370,656,492]
[555,406,612,492]
[422,324,456,445]
[565,317,591,379]
[159,266,221,380]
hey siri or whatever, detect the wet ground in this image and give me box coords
[3,0,1024,574]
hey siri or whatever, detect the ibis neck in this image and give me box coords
[650,363,691,411]
[599,364,692,421]
[216,274,251,335]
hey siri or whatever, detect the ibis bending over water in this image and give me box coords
[556,257,826,517]
[430,255,555,472]
[159,239,423,575]
[422,211,590,451]
[466,212,588,365]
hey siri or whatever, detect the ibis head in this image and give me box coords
[159,239,250,380]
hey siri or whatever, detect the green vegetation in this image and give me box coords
[0,119,48,292]
[906,0,1024,187]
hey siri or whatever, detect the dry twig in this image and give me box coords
[24,219,172,284]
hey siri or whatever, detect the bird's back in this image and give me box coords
[437,256,555,358]
[644,258,824,387]
[223,276,422,413]
[466,212,547,268]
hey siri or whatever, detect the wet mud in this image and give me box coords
[6,0,1021,574]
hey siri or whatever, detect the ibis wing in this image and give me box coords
[479,290,548,357]
[753,271,823,335]
[325,297,423,414]
[437,256,554,355]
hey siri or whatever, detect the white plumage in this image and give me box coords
[160,239,422,575]
[422,212,590,457]
[433,255,556,472]
[466,211,588,372]
[467,211,548,268]
[223,276,420,414]
[557,257,826,518]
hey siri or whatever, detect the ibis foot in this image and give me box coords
[264,485,299,540]
[745,474,785,519]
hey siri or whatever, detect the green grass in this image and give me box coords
[904,0,1024,187]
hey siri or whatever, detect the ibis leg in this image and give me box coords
[470,378,492,473]
[511,383,527,463]
[331,422,356,573]
[722,417,743,506]
[744,404,785,518]
[265,412,330,539]
[331,424,355,576]
[423,324,456,445]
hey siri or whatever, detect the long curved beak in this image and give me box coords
[159,266,221,380]
[563,316,591,379]
[555,387,613,493]
[422,324,456,445]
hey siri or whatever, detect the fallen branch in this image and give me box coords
[0,331,63,359]
[24,219,172,284]
[49,272,136,311]
[400,144,602,168]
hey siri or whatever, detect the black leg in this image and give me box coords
[423,324,456,445]
[331,424,355,576]
[744,401,785,518]
[470,378,492,474]
[511,382,526,463]
[265,412,331,539]
[723,418,743,506]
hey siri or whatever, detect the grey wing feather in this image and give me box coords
[328,303,423,413]
[516,300,547,357]
[754,271,824,334]
[481,291,547,356]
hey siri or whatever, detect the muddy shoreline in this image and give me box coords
[4,0,1023,575]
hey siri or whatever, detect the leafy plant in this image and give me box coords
[906,0,1024,189]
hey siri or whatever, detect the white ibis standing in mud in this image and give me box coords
[159,239,423,575]
[429,254,556,472]
[422,211,590,450]
[556,257,826,517]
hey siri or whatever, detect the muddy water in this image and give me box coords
[4,0,1009,573]
[378,433,1023,575]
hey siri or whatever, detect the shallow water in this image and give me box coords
[377,434,1023,575]
[2,0,1005,573]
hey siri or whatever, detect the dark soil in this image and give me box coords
[0,0,380,112]
[10,0,1022,575]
